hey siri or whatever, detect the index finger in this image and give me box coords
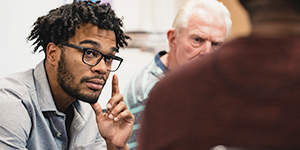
[111,74,120,97]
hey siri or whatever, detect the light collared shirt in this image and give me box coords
[0,61,106,150]
[123,51,168,150]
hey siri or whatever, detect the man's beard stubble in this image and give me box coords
[56,50,106,104]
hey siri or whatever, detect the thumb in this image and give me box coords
[90,102,104,117]
[111,74,120,97]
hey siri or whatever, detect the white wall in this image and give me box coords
[113,0,176,32]
[0,0,63,78]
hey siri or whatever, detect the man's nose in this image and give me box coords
[199,41,212,55]
[90,58,108,74]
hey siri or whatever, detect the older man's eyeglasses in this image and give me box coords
[60,43,123,72]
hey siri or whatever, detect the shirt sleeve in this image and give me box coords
[0,89,31,150]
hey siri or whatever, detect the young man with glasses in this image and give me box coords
[0,1,134,150]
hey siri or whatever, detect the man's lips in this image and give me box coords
[85,79,105,90]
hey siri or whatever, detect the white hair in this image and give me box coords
[172,0,232,39]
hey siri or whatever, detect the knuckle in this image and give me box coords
[115,93,123,100]
[119,101,127,109]
[119,94,123,100]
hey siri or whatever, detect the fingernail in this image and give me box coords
[109,114,114,119]
[107,103,112,109]
[114,117,119,121]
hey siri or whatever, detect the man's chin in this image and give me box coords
[78,89,102,104]
[79,98,99,104]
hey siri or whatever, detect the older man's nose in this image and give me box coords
[199,41,212,56]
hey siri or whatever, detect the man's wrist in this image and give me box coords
[106,142,129,150]
[120,144,129,150]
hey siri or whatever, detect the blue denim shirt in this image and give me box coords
[0,61,106,150]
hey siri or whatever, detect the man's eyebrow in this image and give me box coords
[80,39,119,53]
[79,40,101,47]
[193,33,207,40]
[111,47,119,53]
[213,39,225,44]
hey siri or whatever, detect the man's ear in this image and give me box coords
[46,42,60,65]
[167,28,177,51]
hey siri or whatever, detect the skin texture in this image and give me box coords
[165,8,227,70]
[44,23,134,150]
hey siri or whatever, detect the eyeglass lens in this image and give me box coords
[83,49,121,71]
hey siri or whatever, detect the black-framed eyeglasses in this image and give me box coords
[60,42,123,72]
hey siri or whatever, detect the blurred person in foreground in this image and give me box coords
[124,0,231,149]
[138,0,300,149]
[0,1,134,150]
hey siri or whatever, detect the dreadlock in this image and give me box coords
[27,0,130,54]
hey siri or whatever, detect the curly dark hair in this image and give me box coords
[27,0,130,54]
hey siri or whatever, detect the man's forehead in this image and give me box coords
[72,25,116,42]
[186,23,226,41]
[75,23,115,36]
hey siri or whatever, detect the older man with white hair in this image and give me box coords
[123,0,232,149]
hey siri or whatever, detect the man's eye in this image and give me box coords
[85,50,99,57]
[85,50,94,56]
[193,37,205,43]
[212,42,220,47]
[212,42,224,48]
[211,42,224,52]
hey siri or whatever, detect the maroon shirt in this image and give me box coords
[138,37,300,150]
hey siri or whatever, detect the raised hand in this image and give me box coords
[91,74,134,150]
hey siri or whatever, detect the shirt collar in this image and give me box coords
[34,61,57,112]
[154,51,168,72]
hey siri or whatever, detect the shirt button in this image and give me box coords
[57,133,62,137]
